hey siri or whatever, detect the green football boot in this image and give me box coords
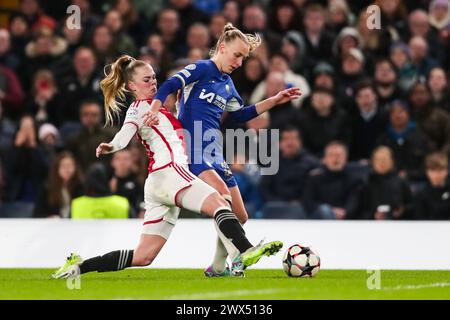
[52,253,83,279]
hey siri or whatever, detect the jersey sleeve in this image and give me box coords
[154,60,209,102]
[123,102,144,129]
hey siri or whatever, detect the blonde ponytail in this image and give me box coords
[209,23,261,57]
[100,55,148,126]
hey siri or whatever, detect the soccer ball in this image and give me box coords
[282,244,321,277]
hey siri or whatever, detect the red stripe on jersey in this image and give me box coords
[171,163,194,182]
[143,218,163,225]
[151,125,174,163]
[124,121,139,130]
[177,164,196,181]
[137,133,154,172]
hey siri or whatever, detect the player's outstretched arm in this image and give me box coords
[96,123,137,158]
[228,87,302,123]
[255,87,301,115]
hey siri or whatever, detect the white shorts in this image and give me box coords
[142,163,218,239]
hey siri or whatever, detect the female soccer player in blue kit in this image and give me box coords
[143,23,301,277]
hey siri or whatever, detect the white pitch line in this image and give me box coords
[165,288,287,300]
[381,282,450,291]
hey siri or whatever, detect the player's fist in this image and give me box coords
[142,111,159,126]
[96,142,113,158]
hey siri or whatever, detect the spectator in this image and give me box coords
[59,47,103,124]
[303,141,361,219]
[377,0,408,35]
[338,47,366,103]
[408,81,450,155]
[103,9,137,56]
[0,103,16,157]
[250,53,310,109]
[231,55,266,105]
[8,13,32,60]
[280,31,307,75]
[408,36,438,79]
[376,100,429,184]
[332,27,362,64]
[326,0,353,35]
[25,69,64,127]
[297,86,350,157]
[2,115,48,217]
[250,71,298,129]
[406,9,445,65]
[427,67,450,113]
[37,122,60,169]
[155,8,184,59]
[301,3,334,67]
[109,149,143,217]
[184,23,211,58]
[373,58,405,111]
[349,146,413,220]
[90,24,119,67]
[169,0,210,34]
[428,0,450,31]
[113,0,149,46]
[71,163,129,219]
[350,80,387,161]
[0,65,25,121]
[143,33,173,82]
[0,29,21,72]
[66,100,117,171]
[222,0,240,27]
[23,29,71,91]
[34,151,83,218]
[415,152,450,220]
[208,13,227,47]
[260,126,320,218]
[268,0,303,36]
[309,62,337,93]
[242,3,281,55]
[389,42,418,91]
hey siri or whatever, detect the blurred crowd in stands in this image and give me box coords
[0,0,449,220]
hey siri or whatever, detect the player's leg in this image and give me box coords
[52,234,167,279]
[177,179,283,275]
[229,185,249,225]
[198,169,251,274]
[197,170,235,274]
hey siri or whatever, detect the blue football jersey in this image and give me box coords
[173,60,244,164]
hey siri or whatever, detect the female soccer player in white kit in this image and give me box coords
[52,55,282,279]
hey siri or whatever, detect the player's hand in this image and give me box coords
[96,142,113,158]
[272,87,302,105]
[142,111,159,126]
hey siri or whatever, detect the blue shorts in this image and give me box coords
[189,159,237,188]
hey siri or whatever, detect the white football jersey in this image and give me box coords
[124,99,188,172]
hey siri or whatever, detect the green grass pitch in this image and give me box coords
[0,269,449,300]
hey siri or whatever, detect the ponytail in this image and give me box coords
[100,55,149,126]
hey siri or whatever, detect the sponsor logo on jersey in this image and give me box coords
[185,64,196,70]
[199,89,226,110]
